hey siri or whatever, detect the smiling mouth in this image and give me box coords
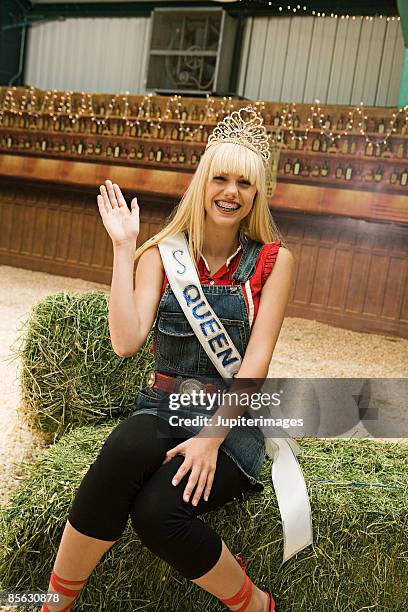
[214,200,241,212]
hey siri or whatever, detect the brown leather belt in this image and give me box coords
[146,371,217,395]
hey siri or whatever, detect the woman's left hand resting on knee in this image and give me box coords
[163,437,221,506]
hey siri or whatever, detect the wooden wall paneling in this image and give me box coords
[363,253,389,316]
[400,276,408,323]
[79,209,98,266]
[32,201,49,257]
[66,199,84,264]
[381,256,408,319]
[0,193,12,252]
[43,202,59,260]
[309,246,335,307]
[326,248,353,311]
[55,205,73,263]
[91,211,110,269]
[10,197,25,254]
[345,250,371,313]
[292,242,317,305]
[303,17,337,104]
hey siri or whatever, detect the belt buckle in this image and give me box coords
[178,378,205,395]
[146,371,156,388]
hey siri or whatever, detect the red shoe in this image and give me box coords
[40,569,88,612]
[221,556,275,611]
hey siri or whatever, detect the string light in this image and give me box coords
[263,4,400,19]
[0,87,407,159]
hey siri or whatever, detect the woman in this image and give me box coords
[41,107,294,612]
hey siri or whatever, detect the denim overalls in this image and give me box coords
[132,237,266,492]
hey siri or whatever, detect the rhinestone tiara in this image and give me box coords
[206,105,270,163]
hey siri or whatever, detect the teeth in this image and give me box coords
[215,201,239,211]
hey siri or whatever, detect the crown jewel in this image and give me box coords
[206,105,271,163]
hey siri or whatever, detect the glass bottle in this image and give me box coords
[374,166,383,182]
[377,118,386,134]
[389,169,398,185]
[400,169,408,186]
[345,163,353,180]
[312,137,320,152]
[365,142,374,156]
[341,138,349,154]
[113,143,121,158]
[293,159,301,175]
[320,161,329,177]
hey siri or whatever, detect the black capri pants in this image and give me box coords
[68,414,252,580]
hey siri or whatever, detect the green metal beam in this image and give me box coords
[27,1,398,20]
[397,0,408,107]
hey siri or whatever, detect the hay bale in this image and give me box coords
[0,430,407,611]
[16,292,153,443]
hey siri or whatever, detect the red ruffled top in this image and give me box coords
[161,240,282,324]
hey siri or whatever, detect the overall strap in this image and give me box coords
[232,236,264,284]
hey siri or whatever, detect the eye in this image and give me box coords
[238,179,251,186]
[213,176,225,181]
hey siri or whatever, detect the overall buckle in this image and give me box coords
[178,378,206,395]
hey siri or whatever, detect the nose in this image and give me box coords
[223,180,239,197]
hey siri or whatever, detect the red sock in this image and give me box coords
[40,568,88,612]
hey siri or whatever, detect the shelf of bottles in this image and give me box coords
[0,87,408,191]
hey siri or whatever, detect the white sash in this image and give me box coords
[158,232,313,562]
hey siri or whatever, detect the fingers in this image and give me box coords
[171,459,190,486]
[105,179,119,208]
[130,196,139,214]
[113,183,127,208]
[182,466,201,504]
[191,470,211,506]
[203,471,215,502]
[97,193,108,216]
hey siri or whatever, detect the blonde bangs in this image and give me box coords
[207,142,264,188]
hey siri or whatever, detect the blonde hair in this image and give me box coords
[135,141,282,263]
